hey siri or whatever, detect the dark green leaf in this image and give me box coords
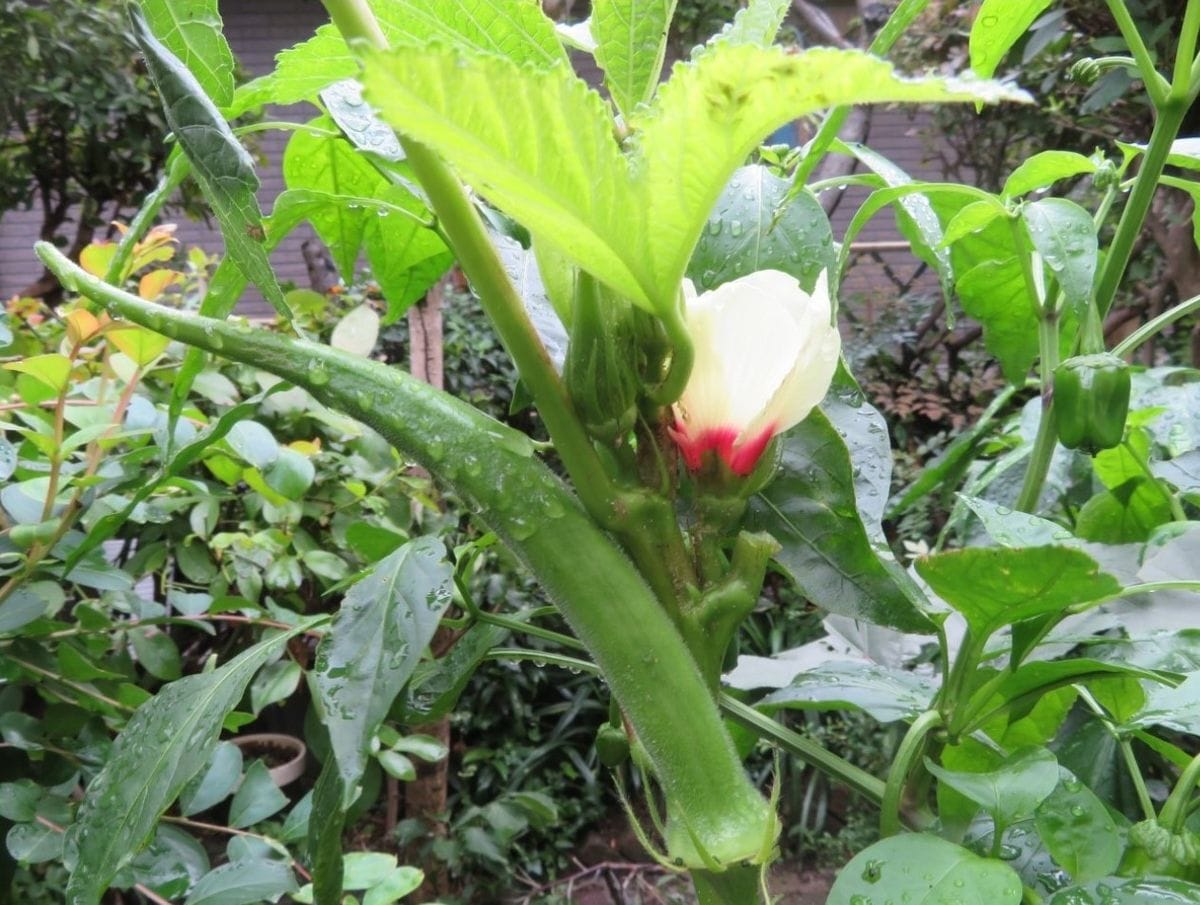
[960,495,1076,547]
[63,622,315,905]
[139,0,235,108]
[1074,479,1173,544]
[926,746,1059,827]
[400,621,510,723]
[179,741,243,817]
[184,858,297,905]
[249,660,302,715]
[6,822,63,864]
[1035,774,1121,882]
[827,833,1022,905]
[1048,878,1200,904]
[916,546,1122,636]
[227,761,288,828]
[687,165,834,294]
[746,410,932,633]
[131,8,290,321]
[130,628,182,681]
[313,536,453,806]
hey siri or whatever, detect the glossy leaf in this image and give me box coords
[1035,774,1121,882]
[363,185,453,322]
[916,546,1122,637]
[139,0,235,108]
[1003,150,1097,198]
[761,661,936,722]
[1022,198,1098,318]
[64,623,316,905]
[1131,672,1200,735]
[130,628,183,681]
[179,741,243,816]
[362,867,424,905]
[312,536,453,805]
[131,8,290,321]
[227,760,288,828]
[330,305,381,357]
[960,495,1076,547]
[249,660,302,714]
[4,354,70,393]
[687,165,834,294]
[1074,479,1173,544]
[926,746,1060,827]
[184,858,297,905]
[969,0,1054,78]
[746,405,932,633]
[320,79,404,162]
[827,833,1022,905]
[400,621,510,723]
[592,0,675,115]
[1048,878,1200,904]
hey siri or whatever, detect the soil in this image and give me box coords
[552,864,834,904]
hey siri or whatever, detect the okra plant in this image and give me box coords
[10,0,1200,902]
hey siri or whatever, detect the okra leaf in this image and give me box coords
[131,8,291,322]
[138,0,235,108]
[592,0,676,116]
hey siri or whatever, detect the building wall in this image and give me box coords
[0,1,945,317]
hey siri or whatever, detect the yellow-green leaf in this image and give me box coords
[4,354,71,392]
[107,325,171,367]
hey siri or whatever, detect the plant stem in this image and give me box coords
[880,710,943,837]
[1174,0,1200,93]
[1094,101,1189,318]
[691,865,763,905]
[105,149,191,285]
[1113,291,1200,357]
[1161,750,1200,833]
[1104,0,1171,105]
[719,694,886,805]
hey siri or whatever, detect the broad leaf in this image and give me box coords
[227,760,288,828]
[234,0,566,112]
[1035,774,1121,883]
[179,741,242,816]
[761,661,936,722]
[313,536,453,805]
[926,746,1059,827]
[827,833,1022,905]
[746,406,933,634]
[282,117,385,281]
[184,859,297,905]
[633,46,1026,308]
[688,165,834,293]
[1022,198,1097,318]
[364,185,454,322]
[1003,150,1097,198]
[592,0,675,116]
[1131,672,1200,736]
[1074,479,1173,544]
[139,0,235,108]
[969,0,1054,78]
[361,48,648,307]
[960,495,1076,547]
[1048,878,1200,904]
[131,9,290,322]
[400,621,510,723]
[916,546,1122,637]
[64,623,317,905]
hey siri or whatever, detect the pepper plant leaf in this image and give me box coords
[969,0,1054,78]
[916,545,1123,637]
[138,0,235,109]
[1021,198,1098,320]
[592,0,676,116]
[925,746,1060,828]
[131,8,291,323]
[827,833,1022,905]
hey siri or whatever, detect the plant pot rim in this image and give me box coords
[231,732,307,788]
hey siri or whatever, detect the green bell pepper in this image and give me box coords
[1053,352,1131,453]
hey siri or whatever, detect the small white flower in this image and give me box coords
[670,269,840,475]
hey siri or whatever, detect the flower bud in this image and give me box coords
[564,272,642,442]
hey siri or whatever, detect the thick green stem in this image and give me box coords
[691,865,763,905]
[881,710,943,837]
[1014,268,1060,514]
[105,149,191,285]
[37,242,776,869]
[318,0,622,532]
[1160,750,1200,834]
[1113,291,1200,357]
[1174,0,1200,93]
[1094,101,1189,318]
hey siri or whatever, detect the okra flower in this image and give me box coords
[670,270,840,475]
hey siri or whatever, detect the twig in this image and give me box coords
[160,815,313,882]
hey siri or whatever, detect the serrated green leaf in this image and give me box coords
[234,0,566,112]
[64,622,316,905]
[131,8,290,322]
[687,165,834,293]
[969,0,1054,78]
[698,0,789,54]
[827,833,1022,905]
[916,546,1122,637]
[592,0,675,116]
[139,0,235,108]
